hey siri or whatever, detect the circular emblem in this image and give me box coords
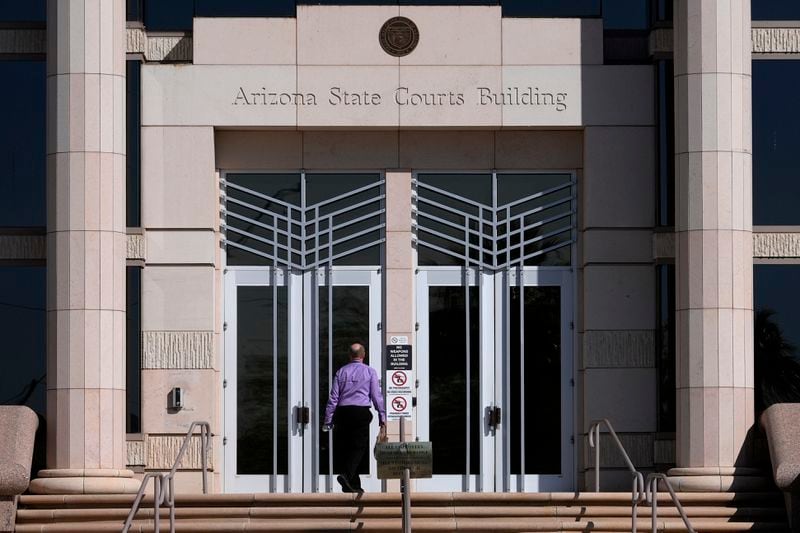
[379,17,419,57]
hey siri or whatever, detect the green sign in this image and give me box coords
[375,442,433,479]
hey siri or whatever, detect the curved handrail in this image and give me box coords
[588,418,646,533]
[645,473,696,533]
[122,421,212,533]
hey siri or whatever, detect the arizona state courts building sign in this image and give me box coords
[27,1,757,497]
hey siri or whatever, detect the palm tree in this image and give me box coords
[754,309,800,412]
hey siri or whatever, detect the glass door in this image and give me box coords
[223,267,301,492]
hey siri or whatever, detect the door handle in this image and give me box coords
[296,406,310,426]
[488,406,502,429]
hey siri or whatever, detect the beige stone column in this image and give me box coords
[384,170,415,444]
[30,0,137,494]
[671,0,759,490]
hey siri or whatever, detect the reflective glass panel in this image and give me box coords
[657,60,675,227]
[126,60,141,228]
[754,265,800,411]
[0,267,46,417]
[236,285,289,475]
[0,61,46,227]
[319,286,371,476]
[143,0,194,31]
[502,0,600,17]
[753,0,800,20]
[753,60,800,225]
[0,0,45,22]
[196,0,295,17]
[656,264,675,432]
[428,286,481,475]
[126,266,142,434]
[602,0,650,29]
[509,286,561,474]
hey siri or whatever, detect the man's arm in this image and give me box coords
[323,372,340,426]
[369,368,386,425]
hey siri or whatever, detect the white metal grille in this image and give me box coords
[221,173,385,270]
[414,173,576,270]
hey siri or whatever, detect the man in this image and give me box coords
[323,342,386,494]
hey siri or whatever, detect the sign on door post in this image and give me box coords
[386,343,413,420]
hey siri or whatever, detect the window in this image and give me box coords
[603,0,649,30]
[754,265,800,412]
[502,0,600,18]
[654,0,672,24]
[0,61,46,228]
[127,0,143,22]
[127,60,141,228]
[656,59,674,227]
[142,0,297,30]
[753,0,800,21]
[126,266,142,434]
[753,60,800,226]
[0,0,45,22]
[656,264,675,432]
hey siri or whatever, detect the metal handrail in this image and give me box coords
[643,473,696,533]
[588,418,646,532]
[122,421,212,533]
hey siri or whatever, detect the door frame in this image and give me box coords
[415,265,576,492]
[223,266,383,493]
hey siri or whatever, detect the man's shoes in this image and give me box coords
[337,475,364,495]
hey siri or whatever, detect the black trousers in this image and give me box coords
[332,405,372,490]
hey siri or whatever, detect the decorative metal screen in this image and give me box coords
[221,173,385,269]
[414,173,576,270]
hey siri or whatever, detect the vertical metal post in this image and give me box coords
[518,267,524,491]
[594,425,600,492]
[327,266,334,489]
[464,269,471,489]
[272,266,278,492]
[400,416,411,533]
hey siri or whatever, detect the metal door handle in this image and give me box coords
[297,406,310,425]
[488,406,502,428]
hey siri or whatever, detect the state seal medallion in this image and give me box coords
[379,17,419,57]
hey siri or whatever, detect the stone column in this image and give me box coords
[30,0,137,494]
[671,0,759,490]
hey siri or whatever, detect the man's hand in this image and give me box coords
[322,424,333,432]
[378,424,388,442]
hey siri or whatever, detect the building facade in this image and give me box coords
[2,0,800,495]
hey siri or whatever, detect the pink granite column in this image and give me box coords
[670,0,761,490]
[30,0,137,494]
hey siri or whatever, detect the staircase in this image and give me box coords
[15,491,788,532]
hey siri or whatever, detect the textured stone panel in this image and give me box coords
[649,28,673,55]
[145,435,213,470]
[583,330,656,368]
[752,28,800,53]
[126,440,145,467]
[0,29,46,54]
[147,35,193,62]
[0,235,46,260]
[653,232,676,260]
[126,234,145,261]
[126,28,146,54]
[586,432,655,469]
[753,232,800,258]
[141,331,213,369]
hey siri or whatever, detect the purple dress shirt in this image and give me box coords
[324,360,386,425]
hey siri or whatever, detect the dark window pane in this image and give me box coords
[503,0,600,18]
[143,0,194,31]
[656,264,675,432]
[603,0,649,29]
[754,265,800,412]
[510,286,561,474]
[655,0,672,23]
[126,266,142,433]
[126,60,141,228]
[319,286,371,476]
[657,60,675,227]
[127,0,143,21]
[753,0,800,20]
[428,286,480,475]
[0,0,45,22]
[236,285,289,475]
[196,0,295,17]
[0,61,46,227]
[753,60,800,225]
